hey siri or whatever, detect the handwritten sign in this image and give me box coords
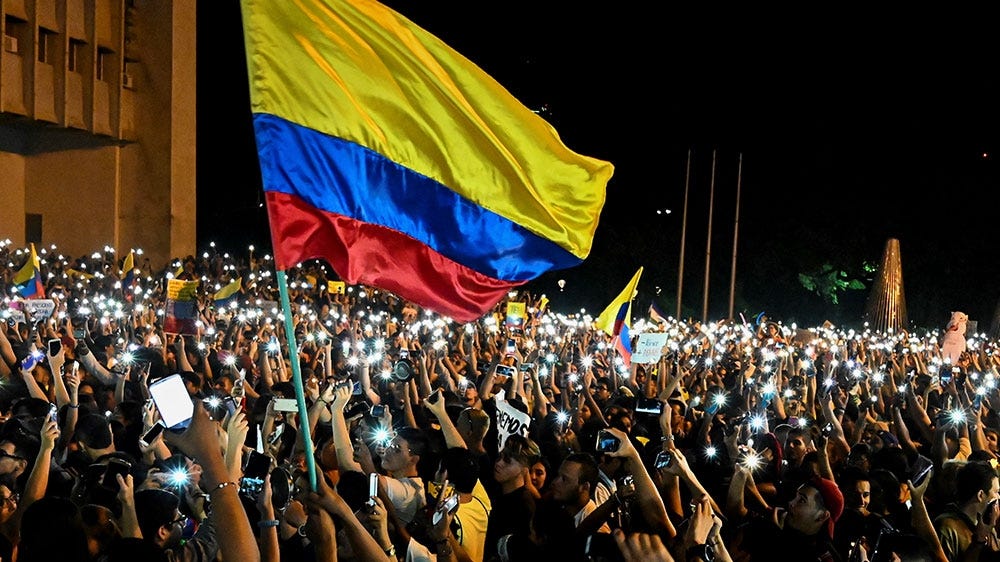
[632,332,669,364]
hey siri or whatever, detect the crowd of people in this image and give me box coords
[0,241,996,561]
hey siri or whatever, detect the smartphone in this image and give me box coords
[635,397,664,415]
[222,395,238,418]
[267,423,285,445]
[654,450,673,470]
[47,403,58,424]
[519,362,534,371]
[102,458,132,490]
[595,429,622,453]
[496,365,516,378]
[427,389,442,405]
[148,374,194,431]
[432,489,460,525]
[47,338,62,356]
[20,353,40,373]
[910,454,934,487]
[240,450,271,497]
[399,348,409,359]
[367,472,379,507]
[73,327,86,339]
[506,338,516,355]
[821,422,834,438]
[140,421,165,448]
[273,398,299,412]
[371,404,387,418]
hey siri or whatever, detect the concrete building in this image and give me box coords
[0,0,195,269]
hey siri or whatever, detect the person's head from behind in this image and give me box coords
[75,412,116,460]
[380,426,428,477]
[134,488,185,549]
[438,447,479,494]
[81,503,123,559]
[786,477,843,538]
[456,407,490,447]
[17,496,90,562]
[550,452,600,508]
[955,461,999,515]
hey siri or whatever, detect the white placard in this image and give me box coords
[23,299,56,321]
[632,332,670,364]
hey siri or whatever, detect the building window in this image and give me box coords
[4,17,24,55]
[38,28,56,64]
[96,47,113,82]
[68,38,85,72]
[25,214,42,244]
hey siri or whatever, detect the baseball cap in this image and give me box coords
[807,476,844,538]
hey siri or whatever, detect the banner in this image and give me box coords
[494,389,531,449]
[164,279,200,335]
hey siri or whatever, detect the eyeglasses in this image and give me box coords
[170,514,189,527]
[0,450,25,462]
[0,493,18,507]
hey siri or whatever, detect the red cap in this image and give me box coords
[808,476,844,538]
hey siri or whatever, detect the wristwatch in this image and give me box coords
[685,543,715,562]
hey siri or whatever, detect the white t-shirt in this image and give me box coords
[384,475,427,525]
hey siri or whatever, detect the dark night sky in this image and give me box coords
[196,3,1000,330]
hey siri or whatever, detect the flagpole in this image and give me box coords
[702,149,716,323]
[728,153,743,321]
[276,270,318,492]
[677,149,691,320]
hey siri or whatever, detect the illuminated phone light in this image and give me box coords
[783,389,794,398]
[749,414,767,431]
[741,450,763,471]
[946,409,967,425]
[556,411,570,424]
[704,445,717,459]
[204,396,221,409]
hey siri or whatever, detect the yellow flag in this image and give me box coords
[594,267,643,336]
[120,251,135,280]
[327,281,346,294]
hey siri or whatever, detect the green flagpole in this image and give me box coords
[276,270,317,492]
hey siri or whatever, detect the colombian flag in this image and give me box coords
[614,322,633,368]
[13,244,45,299]
[594,267,643,337]
[120,251,136,292]
[214,277,242,308]
[241,0,613,322]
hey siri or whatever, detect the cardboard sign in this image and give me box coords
[632,332,669,364]
[505,302,526,336]
[164,279,200,335]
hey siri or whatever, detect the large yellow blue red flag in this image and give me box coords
[240,0,613,322]
[594,267,643,337]
[13,244,45,299]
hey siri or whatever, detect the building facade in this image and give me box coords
[0,0,195,268]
